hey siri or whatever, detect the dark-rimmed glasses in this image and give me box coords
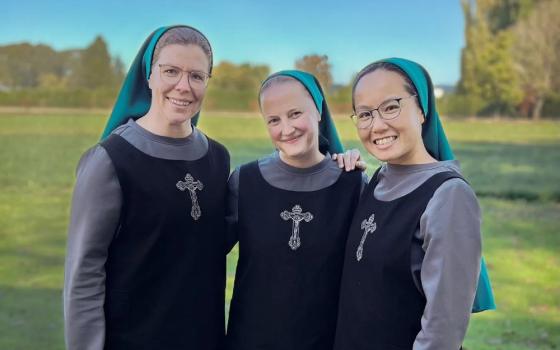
[350,95,417,129]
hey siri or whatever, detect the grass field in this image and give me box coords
[0,111,559,349]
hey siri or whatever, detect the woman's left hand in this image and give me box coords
[332,149,367,172]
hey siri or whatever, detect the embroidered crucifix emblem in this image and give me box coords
[176,173,204,221]
[280,205,314,251]
[356,213,376,261]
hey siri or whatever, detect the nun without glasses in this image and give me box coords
[225,70,365,350]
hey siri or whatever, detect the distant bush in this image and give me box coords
[542,93,560,119]
[0,87,118,108]
[204,88,260,111]
[438,93,485,118]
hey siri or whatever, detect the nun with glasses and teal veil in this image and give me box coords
[225,70,364,350]
[63,25,229,350]
[334,58,496,350]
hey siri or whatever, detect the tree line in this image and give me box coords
[0,36,124,108]
[1,0,558,118]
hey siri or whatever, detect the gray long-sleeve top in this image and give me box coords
[63,119,209,350]
[374,161,481,350]
[227,156,481,350]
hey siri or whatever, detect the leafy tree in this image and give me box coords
[512,0,560,119]
[0,43,62,88]
[205,61,270,110]
[0,37,125,107]
[110,56,126,88]
[211,61,269,91]
[458,0,523,116]
[69,36,115,89]
[295,54,333,92]
[485,0,536,33]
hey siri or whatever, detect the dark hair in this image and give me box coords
[352,61,419,111]
[152,26,213,74]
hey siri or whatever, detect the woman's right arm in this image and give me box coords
[63,145,122,350]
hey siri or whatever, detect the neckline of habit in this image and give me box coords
[126,118,199,146]
[270,151,334,175]
[382,159,459,175]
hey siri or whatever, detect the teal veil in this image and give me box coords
[100,25,211,140]
[369,58,496,312]
[261,70,344,154]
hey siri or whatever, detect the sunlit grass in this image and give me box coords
[0,112,559,349]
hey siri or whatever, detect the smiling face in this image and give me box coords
[260,79,323,167]
[353,69,431,165]
[147,44,210,127]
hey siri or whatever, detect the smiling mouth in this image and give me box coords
[373,136,398,145]
[167,97,192,107]
[282,135,302,144]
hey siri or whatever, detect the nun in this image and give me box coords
[334,58,495,350]
[63,25,229,350]
[225,70,364,350]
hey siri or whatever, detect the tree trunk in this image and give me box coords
[531,96,544,120]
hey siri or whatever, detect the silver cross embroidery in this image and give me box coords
[280,205,314,251]
[356,213,376,261]
[176,173,204,221]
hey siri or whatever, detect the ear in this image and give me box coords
[147,74,153,90]
[415,102,426,124]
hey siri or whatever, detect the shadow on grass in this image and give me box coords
[454,142,560,202]
[342,140,560,202]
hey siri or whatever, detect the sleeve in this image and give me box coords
[63,145,122,350]
[413,178,482,350]
[225,166,240,254]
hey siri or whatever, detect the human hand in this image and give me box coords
[332,149,366,172]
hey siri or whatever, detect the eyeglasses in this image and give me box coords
[158,64,211,89]
[350,95,417,129]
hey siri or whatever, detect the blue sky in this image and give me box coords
[1,0,465,85]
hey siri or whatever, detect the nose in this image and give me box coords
[174,73,192,92]
[281,119,296,135]
[370,111,388,133]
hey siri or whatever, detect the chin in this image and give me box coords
[165,116,188,126]
[279,143,307,157]
[367,147,394,163]
[380,153,411,165]
[167,110,197,124]
[279,149,302,159]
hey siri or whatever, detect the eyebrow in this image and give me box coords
[264,114,279,120]
[355,96,401,110]
[263,107,301,120]
[287,108,300,114]
[159,64,207,73]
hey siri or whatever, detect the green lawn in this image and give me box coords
[0,112,559,349]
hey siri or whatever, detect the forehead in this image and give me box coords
[260,80,315,111]
[156,44,209,71]
[354,69,408,106]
